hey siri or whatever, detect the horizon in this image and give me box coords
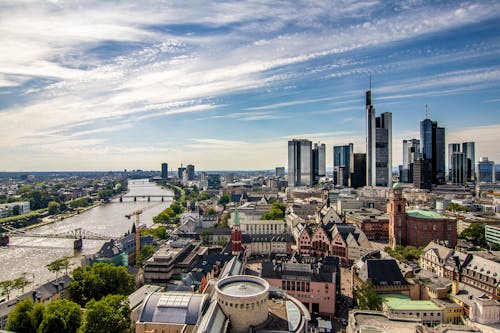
[1,1,499,171]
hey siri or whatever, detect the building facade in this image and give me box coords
[477,157,495,183]
[420,117,446,185]
[288,139,313,187]
[313,142,326,184]
[333,143,353,187]
[161,163,168,179]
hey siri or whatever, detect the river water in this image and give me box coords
[0,179,172,290]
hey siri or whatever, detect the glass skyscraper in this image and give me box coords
[477,157,495,183]
[288,139,312,187]
[420,117,445,185]
[333,143,353,186]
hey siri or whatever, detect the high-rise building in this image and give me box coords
[288,139,312,187]
[351,153,367,188]
[178,166,186,179]
[366,88,392,187]
[448,143,461,181]
[333,143,353,186]
[477,157,495,183]
[450,152,466,185]
[312,143,326,184]
[413,158,432,191]
[207,174,221,189]
[401,139,420,183]
[186,164,195,181]
[462,142,475,182]
[275,167,285,178]
[161,163,168,179]
[420,117,446,185]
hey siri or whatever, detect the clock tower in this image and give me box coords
[388,182,407,248]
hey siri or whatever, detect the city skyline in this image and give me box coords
[1,1,500,171]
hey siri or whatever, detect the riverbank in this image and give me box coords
[28,201,103,231]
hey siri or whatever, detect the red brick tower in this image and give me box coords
[388,182,407,248]
[231,206,242,254]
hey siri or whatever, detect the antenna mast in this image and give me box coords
[425,104,429,119]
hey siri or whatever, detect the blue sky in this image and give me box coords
[0,0,499,171]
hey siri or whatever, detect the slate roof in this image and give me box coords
[364,259,409,286]
[261,257,338,283]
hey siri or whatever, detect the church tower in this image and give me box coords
[388,182,407,248]
[231,206,243,255]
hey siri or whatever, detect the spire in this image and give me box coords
[233,205,240,226]
[425,104,429,119]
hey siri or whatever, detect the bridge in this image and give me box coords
[119,194,173,202]
[1,227,113,250]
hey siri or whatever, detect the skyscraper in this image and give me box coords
[312,142,326,184]
[462,142,475,182]
[186,164,195,181]
[288,139,312,187]
[477,157,495,183]
[333,143,353,186]
[275,167,285,178]
[366,87,392,187]
[161,163,168,179]
[420,117,446,185]
[450,152,466,185]
[448,143,461,181]
[401,139,420,183]
[351,153,367,188]
[413,158,433,191]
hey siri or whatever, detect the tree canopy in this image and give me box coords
[79,294,131,333]
[46,256,71,278]
[353,282,383,311]
[69,263,135,306]
[6,298,41,333]
[218,193,230,206]
[37,299,81,333]
[460,223,487,247]
[261,201,286,220]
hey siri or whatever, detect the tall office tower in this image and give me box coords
[186,164,195,181]
[351,153,367,188]
[366,89,376,186]
[275,167,285,178]
[413,158,433,190]
[401,139,420,183]
[288,139,313,187]
[365,87,392,187]
[477,157,495,183]
[462,142,475,182]
[207,174,221,189]
[312,143,326,184]
[333,143,354,186]
[450,152,466,185]
[225,173,234,183]
[448,143,461,181]
[420,117,446,185]
[178,166,186,179]
[161,163,168,179]
[375,112,392,187]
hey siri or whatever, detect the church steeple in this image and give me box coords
[388,182,407,249]
[231,205,242,255]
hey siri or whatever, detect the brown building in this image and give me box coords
[388,183,457,248]
[344,208,389,241]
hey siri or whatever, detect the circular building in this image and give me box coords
[215,275,269,332]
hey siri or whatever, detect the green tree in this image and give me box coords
[0,277,30,301]
[37,299,81,333]
[141,225,167,240]
[447,202,469,212]
[261,201,286,220]
[79,294,131,333]
[137,244,156,265]
[6,298,41,333]
[206,208,217,216]
[353,282,383,311]
[218,193,230,207]
[69,263,135,306]
[198,192,210,201]
[460,223,487,247]
[48,201,60,215]
[47,256,71,278]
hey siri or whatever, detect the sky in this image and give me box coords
[0,0,499,172]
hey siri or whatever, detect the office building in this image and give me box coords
[420,117,446,184]
[450,151,466,185]
[351,153,367,188]
[477,157,495,183]
[448,143,461,181]
[186,164,195,181]
[312,142,326,184]
[462,142,475,182]
[161,163,168,179]
[178,166,186,179]
[401,139,420,183]
[288,139,313,187]
[333,143,353,186]
[365,88,392,187]
[275,167,285,178]
[207,174,221,189]
[413,158,432,191]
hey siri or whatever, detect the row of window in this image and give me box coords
[221,299,265,309]
[282,280,311,292]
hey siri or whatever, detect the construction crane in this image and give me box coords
[125,210,143,265]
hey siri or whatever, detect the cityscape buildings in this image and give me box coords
[161,162,168,179]
[288,139,313,187]
[333,144,353,187]
[420,116,446,185]
[400,139,420,183]
[477,157,495,183]
[312,142,326,184]
[365,87,392,187]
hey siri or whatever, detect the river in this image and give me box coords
[0,179,172,290]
